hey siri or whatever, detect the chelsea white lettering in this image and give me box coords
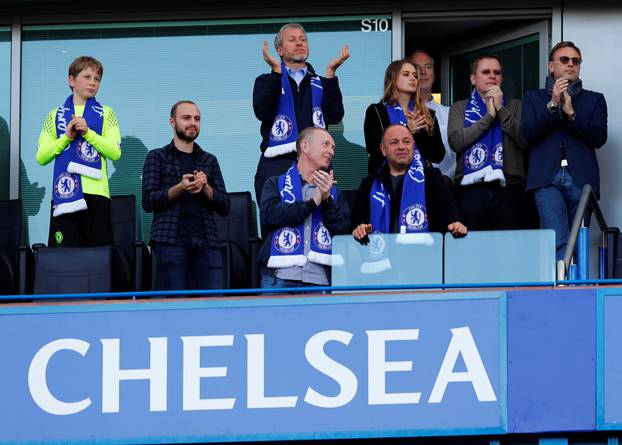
[56,106,70,133]
[281,173,296,204]
[27,327,495,415]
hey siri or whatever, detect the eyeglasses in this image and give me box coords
[479,69,502,76]
[557,56,582,65]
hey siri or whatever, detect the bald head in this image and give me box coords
[382,124,411,144]
[296,127,331,154]
[296,127,335,171]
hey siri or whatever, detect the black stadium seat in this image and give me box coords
[111,194,148,291]
[27,195,144,296]
[33,245,111,294]
[213,191,261,289]
[0,199,31,296]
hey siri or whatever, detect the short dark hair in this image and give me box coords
[68,56,103,79]
[170,100,197,118]
[296,127,329,155]
[549,41,582,61]
[471,54,503,74]
[68,56,103,91]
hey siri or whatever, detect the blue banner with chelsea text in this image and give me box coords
[0,292,505,443]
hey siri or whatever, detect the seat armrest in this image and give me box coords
[249,237,262,289]
[214,241,231,291]
[0,252,16,295]
[18,245,32,295]
[32,243,46,253]
[132,240,147,291]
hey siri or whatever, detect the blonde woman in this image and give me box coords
[364,59,444,174]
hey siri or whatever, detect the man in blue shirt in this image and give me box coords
[522,41,608,261]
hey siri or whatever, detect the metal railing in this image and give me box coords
[558,184,615,281]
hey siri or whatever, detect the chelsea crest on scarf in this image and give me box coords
[51,95,104,217]
[265,62,325,158]
[267,163,340,268]
[461,89,505,186]
[370,154,429,236]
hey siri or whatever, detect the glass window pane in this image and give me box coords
[20,16,391,244]
[444,229,556,284]
[450,34,540,102]
[0,27,10,200]
[332,233,444,287]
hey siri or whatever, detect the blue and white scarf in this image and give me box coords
[370,155,428,236]
[384,99,414,127]
[264,63,325,158]
[461,89,505,186]
[361,155,430,274]
[267,163,337,268]
[51,95,104,217]
[384,100,428,166]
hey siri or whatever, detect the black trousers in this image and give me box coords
[48,193,113,247]
[454,182,524,231]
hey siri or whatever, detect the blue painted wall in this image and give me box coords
[507,289,596,433]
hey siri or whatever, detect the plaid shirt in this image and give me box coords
[142,142,230,245]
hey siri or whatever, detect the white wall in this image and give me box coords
[564,4,622,224]
[563,3,622,275]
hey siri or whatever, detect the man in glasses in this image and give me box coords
[522,41,608,262]
[448,54,527,230]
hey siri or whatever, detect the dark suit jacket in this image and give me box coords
[351,163,461,233]
[521,88,607,197]
[253,63,344,152]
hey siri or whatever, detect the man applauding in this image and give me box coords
[253,23,349,204]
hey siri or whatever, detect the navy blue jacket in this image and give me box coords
[522,88,607,197]
[351,163,461,233]
[253,63,345,151]
[257,175,351,266]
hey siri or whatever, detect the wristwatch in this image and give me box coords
[547,100,558,114]
[323,195,334,206]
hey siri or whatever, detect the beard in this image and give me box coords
[290,53,308,63]
[283,48,308,64]
[175,126,199,142]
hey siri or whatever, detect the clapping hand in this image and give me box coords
[326,45,350,78]
[65,117,78,140]
[311,169,335,205]
[262,40,281,73]
[485,86,503,115]
[406,110,426,134]
[552,77,569,105]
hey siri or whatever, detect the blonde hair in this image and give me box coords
[381,59,433,134]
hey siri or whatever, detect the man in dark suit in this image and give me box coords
[351,124,466,241]
[522,41,608,261]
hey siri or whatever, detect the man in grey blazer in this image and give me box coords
[448,54,527,230]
